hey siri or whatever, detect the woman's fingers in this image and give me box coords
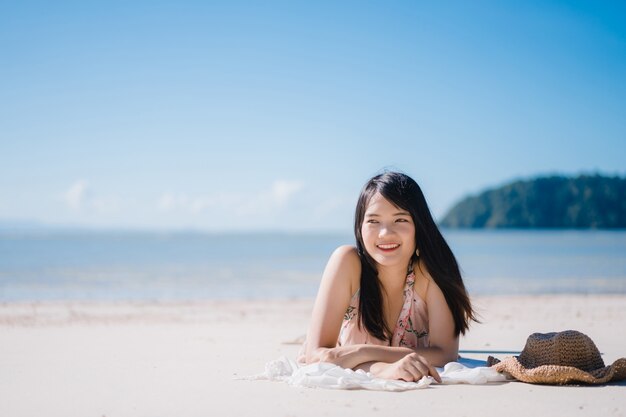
[407,354,442,383]
[399,358,426,382]
[427,362,442,383]
[400,369,416,382]
[395,360,422,382]
[390,354,443,383]
[410,361,429,380]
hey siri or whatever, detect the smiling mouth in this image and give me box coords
[376,243,400,252]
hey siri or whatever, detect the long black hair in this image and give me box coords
[354,171,476,341]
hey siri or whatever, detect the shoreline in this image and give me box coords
[1,295,625,417]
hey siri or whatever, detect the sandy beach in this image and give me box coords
[1,295,625,417]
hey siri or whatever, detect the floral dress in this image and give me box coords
[338,271,430,349]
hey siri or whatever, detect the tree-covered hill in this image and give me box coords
[440,174,626,229]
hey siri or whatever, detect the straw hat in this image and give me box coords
[488,330,626,385]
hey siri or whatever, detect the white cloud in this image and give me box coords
[62,180,121,215]
[63,180,90,210]
[155,179,305,216]
[271,180,304,206]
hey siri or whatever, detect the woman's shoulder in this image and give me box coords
[328,245,361,273]
[329,245,361,273]
[326,245,361,296]
[331,244,359,259]
[415,259,447,307]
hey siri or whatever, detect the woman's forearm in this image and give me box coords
[357,345,457,367]
[307,345,373,369]
[309,344,457,369]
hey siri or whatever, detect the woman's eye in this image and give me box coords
[396,218,408,222]
[366,219,379,224]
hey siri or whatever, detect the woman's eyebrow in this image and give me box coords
[364,212,410,217]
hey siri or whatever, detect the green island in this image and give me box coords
[440,174,626,229]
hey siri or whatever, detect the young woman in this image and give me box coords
[301,172,476,382]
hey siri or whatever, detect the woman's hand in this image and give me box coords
[370,353,442,383]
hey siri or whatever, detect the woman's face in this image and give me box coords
[361,192,416,271]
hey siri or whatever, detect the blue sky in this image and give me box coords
[1,1,625,232]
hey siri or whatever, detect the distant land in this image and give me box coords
[440,174,626,229]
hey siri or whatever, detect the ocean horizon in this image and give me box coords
[1,229,625,301]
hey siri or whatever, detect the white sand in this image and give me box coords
[1,296,625,417]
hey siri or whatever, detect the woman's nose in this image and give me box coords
[378,223,393,237]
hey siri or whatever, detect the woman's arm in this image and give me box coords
[422,273,460,365]
[325,344,450,371]
[304,245,361,364]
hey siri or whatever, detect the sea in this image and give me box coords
[1,229,625,301]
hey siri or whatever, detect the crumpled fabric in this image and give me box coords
[238,357,508,391]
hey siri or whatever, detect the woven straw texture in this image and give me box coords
[490,330,626,385]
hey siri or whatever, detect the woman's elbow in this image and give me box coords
[304,351,319,365]
[430,346,459,367]
[442,350,459,364]
[305,346,328,364]
[302,346,318,364]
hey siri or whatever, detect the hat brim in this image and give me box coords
[492,357,626,385]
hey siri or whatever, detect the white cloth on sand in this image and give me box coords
[239,357,507,392]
